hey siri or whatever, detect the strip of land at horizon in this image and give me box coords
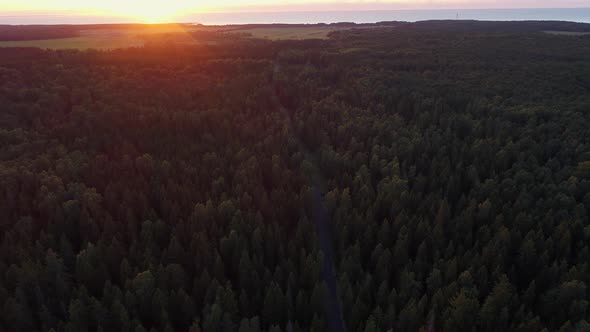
[0,24,352,49]
[1,21,589,50]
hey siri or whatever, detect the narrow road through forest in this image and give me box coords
[271,61,346,332]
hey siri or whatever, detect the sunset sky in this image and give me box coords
[1,0,589,23]
[3,0,590,13]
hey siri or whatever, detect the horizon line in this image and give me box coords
[3,5,590,16]
[2,7,589,26]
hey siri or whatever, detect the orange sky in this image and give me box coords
[1,0,589,23]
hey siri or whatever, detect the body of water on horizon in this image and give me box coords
[1,8,590,25]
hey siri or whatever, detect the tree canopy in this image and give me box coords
[1,21,589,331]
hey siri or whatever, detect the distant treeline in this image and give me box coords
[404,20,590,32]
[218,21,404,30]
[2,20,590,42]
[0,23,196,41]
[0,25,80,41]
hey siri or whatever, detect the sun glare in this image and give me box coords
[132,4,177,23]
[103,0,194,23]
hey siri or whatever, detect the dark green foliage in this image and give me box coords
[1,21,590,331]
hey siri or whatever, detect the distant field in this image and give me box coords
[233,27,344,40]
[544,30,590,36]
[0,25,344,49]
[0,25,203,50]
[0,35,143,49]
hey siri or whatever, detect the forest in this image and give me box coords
[1,21,590,331]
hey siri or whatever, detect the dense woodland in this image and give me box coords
[1,21,590,332]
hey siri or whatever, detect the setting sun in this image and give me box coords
[3,0,200,23]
